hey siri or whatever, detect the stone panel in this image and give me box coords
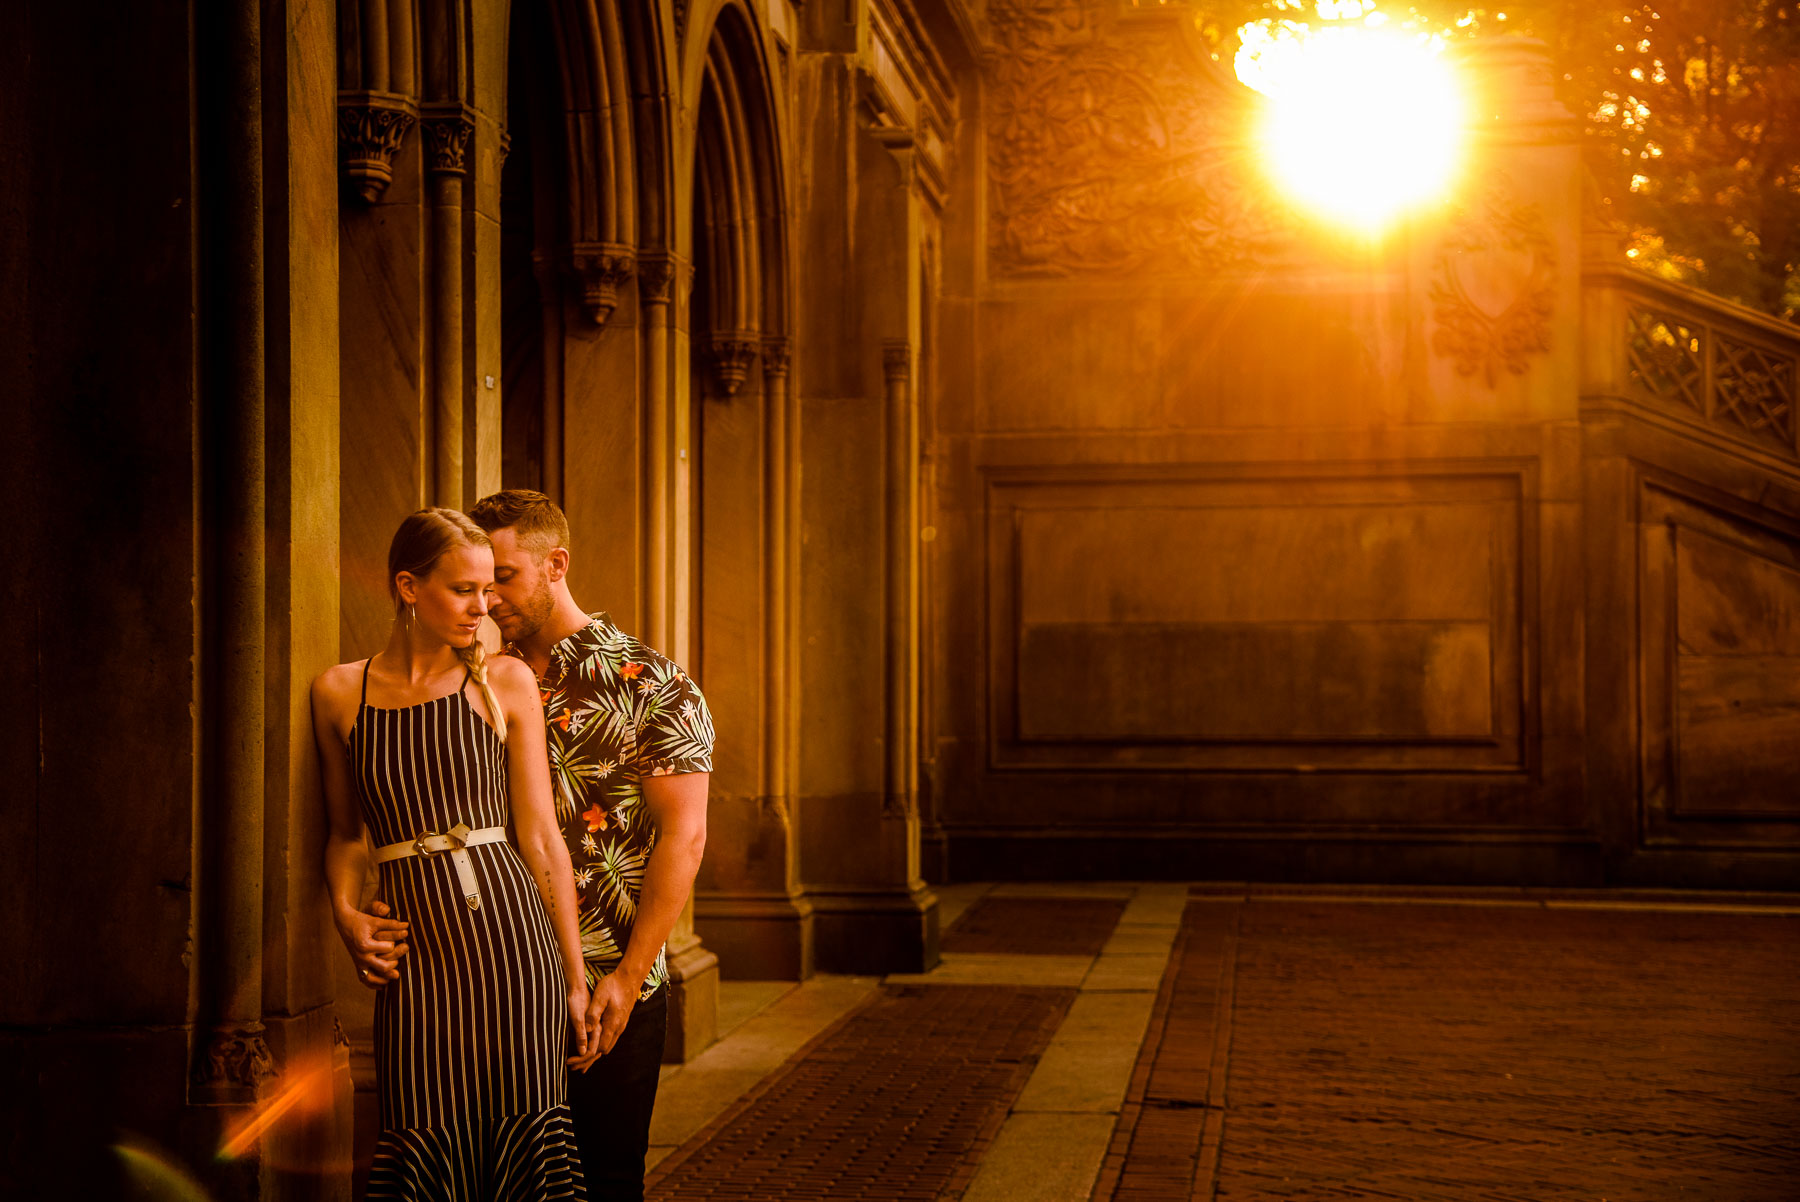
[987,468,1523,771]
[1639,480,1800,843]
[1018,621,1493,741]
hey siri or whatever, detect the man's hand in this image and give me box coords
[336,899,409,988]
[571,970,642,1070]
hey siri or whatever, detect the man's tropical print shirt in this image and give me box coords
[511,613,715,1000]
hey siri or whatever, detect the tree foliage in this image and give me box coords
[1201,1,1800,320]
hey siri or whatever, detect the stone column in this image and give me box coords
[640,253,676,647]
[640,252,720,1059]
[423,108,473,508]
[196,0,274,1109]
[764,336,795,820]
[881,339,917,831]
[260,0,354,1186]
[693,336,817,980]
[789,49,937,975]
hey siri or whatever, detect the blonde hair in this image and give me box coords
[388,507,508,742]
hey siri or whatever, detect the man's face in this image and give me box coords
[487,526,557,645]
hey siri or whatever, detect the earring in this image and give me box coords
[409,604,416,629]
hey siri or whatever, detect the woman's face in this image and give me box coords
[398,543,495,648]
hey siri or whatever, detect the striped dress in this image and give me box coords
[349,662,586,1200]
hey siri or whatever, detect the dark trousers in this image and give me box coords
[568,985,667,1202]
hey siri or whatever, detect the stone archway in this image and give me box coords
[684,2,812,982]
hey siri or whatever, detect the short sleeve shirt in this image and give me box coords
[510,613,715,999]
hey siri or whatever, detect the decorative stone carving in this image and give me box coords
[882,340,912,383]
[1626,306,1704,414]
[332,1017,351,1049]
[195,1022,277,1089]
[1712,335,1795,449]
[763,335,792,379]
[421,111,473,176]
[338,93,418,203]
[707,334,761,396]
[1429,186,1557,387]
[569,243,637,327]
[1625,302,1797,453]
[638,253,678,308]
[985,0,1290,276]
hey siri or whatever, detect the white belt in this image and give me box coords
[372,823,507,911]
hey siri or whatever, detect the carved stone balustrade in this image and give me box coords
[1584,265,1800,464]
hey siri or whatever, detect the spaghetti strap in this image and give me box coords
[360,658,372,709]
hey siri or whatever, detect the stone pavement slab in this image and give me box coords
[961,1113,1117,1202]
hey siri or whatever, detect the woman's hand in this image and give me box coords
[566,983,597,1069]
[336,898,410,988]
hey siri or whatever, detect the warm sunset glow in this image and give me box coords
[1237,14,1465,231]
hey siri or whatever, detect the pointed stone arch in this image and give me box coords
[690,1,791,390]
[686,0,807,983]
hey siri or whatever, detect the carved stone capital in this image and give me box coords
[338,92,418,204]
[707,334,762,397]
[569,243,637,328]
[882,340,912,384]
[762,335,792,380]
[421,108,474,176]
[195,1022,277,1091]
[638,252,678,307]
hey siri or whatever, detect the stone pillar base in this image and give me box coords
[808,885,940,975]
[662,934,720,1064]
[696,892,816,980]
[920,827,950,885]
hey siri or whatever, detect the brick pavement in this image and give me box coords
[1101,896,1800,1201]
[943,896,1130,957]
[645,984,1075,1201]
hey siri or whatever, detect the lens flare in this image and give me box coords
[114,1138,215,1202]
[1238,20,1465,231]
[217,1055,338,1161]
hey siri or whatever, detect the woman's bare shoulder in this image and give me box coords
[487,654,538,694]
[312,660,369,706]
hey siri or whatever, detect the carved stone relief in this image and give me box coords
[707,334,761,396]
[1428,184,1556,387]
[1626,302,1797,454]
[569,243,637,328]
[195,1022,277,1090]
[339,93,418,203]
[422,111,473,176]
[985,0,1291,276]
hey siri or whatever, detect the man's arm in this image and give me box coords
[587,770,708,1056]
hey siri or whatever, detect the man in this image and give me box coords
[469,489,713,1202]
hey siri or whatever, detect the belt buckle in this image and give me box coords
[413,826,468,857]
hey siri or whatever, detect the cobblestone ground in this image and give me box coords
[1108,896,1800,1201]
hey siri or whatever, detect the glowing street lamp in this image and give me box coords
[1237,17,1466,232]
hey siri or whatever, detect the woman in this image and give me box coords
[312,508,593,1199]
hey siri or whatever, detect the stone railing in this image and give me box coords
[1583,264,1800,463]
